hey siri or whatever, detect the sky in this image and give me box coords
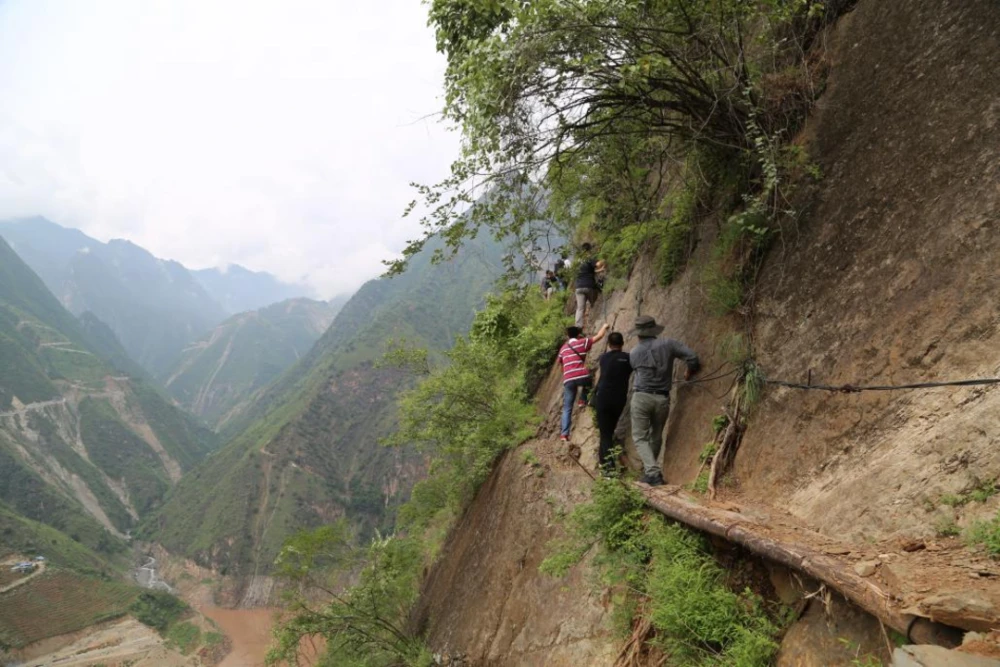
[0,0,460,298]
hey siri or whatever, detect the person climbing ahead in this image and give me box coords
[628,315,699,486]
[541,270,557,300]
[594,331,632,475]
[553,250,569,291]
[558,322,610,442]
[574,243,601,328]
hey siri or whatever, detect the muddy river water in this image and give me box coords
[198,605,323,666]
[198,605,278,667]
[135,556,319,665]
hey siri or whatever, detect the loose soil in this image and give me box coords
[414,425,618,665]
[17,618,189,667]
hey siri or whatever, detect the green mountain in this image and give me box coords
[163,298,341,430]
[145,237,503,582]
[0,236,217,562]
[193,265,317,314]
[0,217,227,377]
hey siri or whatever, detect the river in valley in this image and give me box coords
[133,554,319,666]
[198,605,279,667]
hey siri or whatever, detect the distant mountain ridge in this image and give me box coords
[164,297,342,430]
[0,218,225,377]
[193,265,315,315]
[0,217,315,379]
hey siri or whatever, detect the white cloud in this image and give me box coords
[0,0,458,297]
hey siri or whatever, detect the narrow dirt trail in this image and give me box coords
[0,398,67,419]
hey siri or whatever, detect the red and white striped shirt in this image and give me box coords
[558,337,594,384]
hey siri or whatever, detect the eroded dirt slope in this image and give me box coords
[413,424,617,665]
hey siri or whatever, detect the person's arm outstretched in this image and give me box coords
[591,322,610,344]
[673,340,700,379]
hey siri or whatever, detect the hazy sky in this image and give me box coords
[0,0,459,297]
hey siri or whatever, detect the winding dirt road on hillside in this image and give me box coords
[0,560,45,593]
[0,398,67,418]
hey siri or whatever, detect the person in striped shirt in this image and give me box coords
[558,323,610,442]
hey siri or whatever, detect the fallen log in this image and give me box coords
[639,485,964,648]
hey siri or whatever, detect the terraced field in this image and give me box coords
[0,568,27,588]
[0,569,139,648]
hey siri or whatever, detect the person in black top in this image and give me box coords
[574,243,600,327]
[594,331,632,475]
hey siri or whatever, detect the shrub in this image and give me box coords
[966,513,1000,557]
[165,621,201,654]
[269,534,429,667]
[645,521,780,665]
[389,289,564,530]
[933,517,960,538]
[129,591,189,634]
[541,480,784,665]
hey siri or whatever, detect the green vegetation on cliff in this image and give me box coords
[542,480,786,665]
[269,288,566,666]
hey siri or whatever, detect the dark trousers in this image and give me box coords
[595,398,626,471]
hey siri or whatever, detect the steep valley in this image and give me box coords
[3,1,1000,665]
[143,235,506,599]
[164,297,341,430]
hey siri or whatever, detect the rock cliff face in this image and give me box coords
[734,0,1000,543]
[414,1,1000,663]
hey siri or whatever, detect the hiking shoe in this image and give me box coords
[638,472,665,487]
[576,400,587,408]
[559,434,570,442]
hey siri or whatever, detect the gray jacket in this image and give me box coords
[629,337,700,395]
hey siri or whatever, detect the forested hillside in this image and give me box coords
[144,236,505,586]
[164,297,340,429]
[0,236,217,562]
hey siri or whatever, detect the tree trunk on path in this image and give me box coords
[639,485,964,647]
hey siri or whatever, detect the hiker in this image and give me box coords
[541,270,557,300]
[594,331,632,475]
[554,251,569,291]
[574,243,601,328]
[628,315,699,486]
[558,322,610,442]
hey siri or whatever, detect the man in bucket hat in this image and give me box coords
[629,315,700,486]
